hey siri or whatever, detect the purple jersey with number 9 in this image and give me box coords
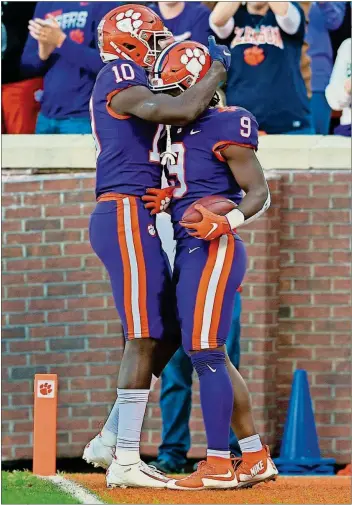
[90,60,163,198]
[162,106,259,239]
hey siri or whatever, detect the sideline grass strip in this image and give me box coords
[2,471,79,504]
[46,475,104,504]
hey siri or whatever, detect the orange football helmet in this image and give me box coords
[149,40,211,92]
[98,4,172,68]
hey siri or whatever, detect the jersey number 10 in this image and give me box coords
[112,64,135,83]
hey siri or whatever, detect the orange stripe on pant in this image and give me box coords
[129,197,149,337]
[191,240,220,351]
[208,234,235,347]
[116,198,134,338]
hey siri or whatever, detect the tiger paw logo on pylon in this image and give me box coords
[37,380,55,398]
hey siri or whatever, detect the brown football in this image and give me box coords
[182,195,237,223]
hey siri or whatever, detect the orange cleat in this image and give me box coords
[235,445,278,489]
[167,456,238,490]
[337,463,351,476]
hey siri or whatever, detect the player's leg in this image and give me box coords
[83,305,180,473]
[225,354,278,488]
[82,199,124,469]
[219,278,278,486]
[94,277,179,460]
[217,252,278,487]
[225,351,257,439]
[168,235,277,490]
[151,347,194,473]
[87,195,172,488]
[167,234,244,490]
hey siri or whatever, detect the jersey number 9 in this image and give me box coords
[240,116,251,138]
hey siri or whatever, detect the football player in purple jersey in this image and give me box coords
[84,4,231,488]
[144,40,278,490]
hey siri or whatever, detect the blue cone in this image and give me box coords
[274,369,335,475]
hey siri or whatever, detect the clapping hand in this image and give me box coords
[29,15,66,60]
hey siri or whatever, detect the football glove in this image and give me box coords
[142,187,175,215]
[208,35,231,72]
[180,204,233,241]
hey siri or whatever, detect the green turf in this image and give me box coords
[2,471,81,504]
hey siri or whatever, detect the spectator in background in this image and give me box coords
[150,2,213,45]
[306,2,346,135]
[210,2,314,134]
[2,2,42,134]
[21,2,120,134]
[329,2,351,63]
[299,2,312,99]
[325,38,351,138]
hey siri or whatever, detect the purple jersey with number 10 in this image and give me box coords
[90,59,163,198]
[164,106,259,239]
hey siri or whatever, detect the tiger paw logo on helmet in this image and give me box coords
[244,46,265,66]
[98,5,171,68]
[180,48,207,76]
[115,8,143,33]
[150,41,211,92]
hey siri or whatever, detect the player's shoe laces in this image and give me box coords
[82,433,115,470]
[106,458,170,488]
[234,445,278,489]
[167,457,238,490]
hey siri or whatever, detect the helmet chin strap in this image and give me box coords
[161,125,177,166]
[190,73,199,87]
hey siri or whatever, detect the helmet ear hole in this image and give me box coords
[123,43,136,51]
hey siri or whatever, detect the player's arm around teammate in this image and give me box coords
[109,36,230,126]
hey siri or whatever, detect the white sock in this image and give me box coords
[100,426,117,447]
[115,389,149,465]
[207,449,231,459]
[238,434,263,453]
[101,389,119,445]
[150,374,158,390]
[102,377,157,451]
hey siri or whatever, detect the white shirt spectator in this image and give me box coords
[325,38,351,128]
[209,1,301,39]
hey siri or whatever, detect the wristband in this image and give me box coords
[225,208,245,230]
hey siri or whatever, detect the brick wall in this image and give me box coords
[2,172,351,463]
